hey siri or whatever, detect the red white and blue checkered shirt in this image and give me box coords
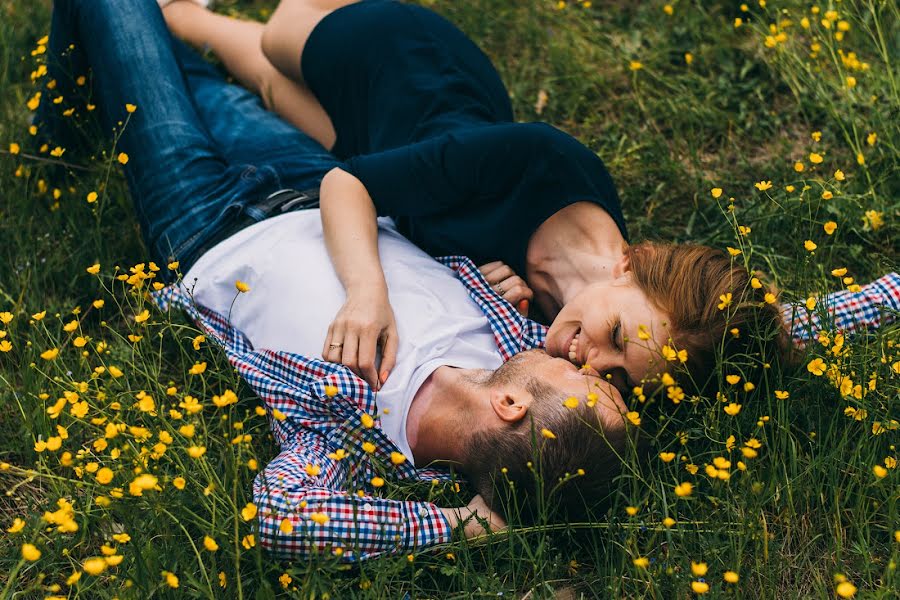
[153,256,544,561]
[153,262,898,561]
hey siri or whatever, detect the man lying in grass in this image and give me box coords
[40,0,632,560]
[38,0,899,562]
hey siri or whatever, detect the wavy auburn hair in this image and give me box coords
[626,241,789,393]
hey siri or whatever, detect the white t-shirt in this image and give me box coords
[184,211,502,464]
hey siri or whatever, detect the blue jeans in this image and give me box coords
[42,0,341,274]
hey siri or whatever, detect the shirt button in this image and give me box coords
[419,508,428,518]
[363,503,372,512]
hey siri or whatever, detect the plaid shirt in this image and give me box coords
[782,273,899,345]
[153,256,544,561]
[154,260,898,560]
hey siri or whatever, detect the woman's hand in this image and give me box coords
[479,261,533,316]
[439,494,507,539]
[322,288,398,390]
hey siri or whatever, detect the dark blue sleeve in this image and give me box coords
[343,123,564,217]
[342,122,627,254]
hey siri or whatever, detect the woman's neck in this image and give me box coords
[525,202,627,319]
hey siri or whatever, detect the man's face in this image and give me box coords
[493,349,628,429]
[544,277,671,397]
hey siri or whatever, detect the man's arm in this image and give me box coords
[254,443,456,561]
[782,273,900,345]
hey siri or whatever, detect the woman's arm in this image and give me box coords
[319,167,398,389]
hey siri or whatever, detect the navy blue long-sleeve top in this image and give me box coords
[302,0,627,275]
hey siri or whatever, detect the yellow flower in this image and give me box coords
[40,347,60,360]
[726,374,741,385]
[856,153,864,165]
[834,169,845,181]
[764,292,777,304]
[187,446,206,458]
[836,581,857,598]
[663,4,673,15]
[625,505,638,516]
[754,181,772,191]
[235,280,250,293]
[563,396,579,409]
[691,581,709,594]
[125,103,137,113]
[173,476,186,490]
[809,152,824,164]
[863,210,883,230]
[134,309,150,324]
[324,385,338,397]
[807,358,826,376]
[83,557,107,575]
[873,465,888,479]
[310,512,329,525]
[362,441,376,453]
[188,362,207,375]
[163,571,179,589]
[390,451,407,465]
[821,190,833,200]
[241,503,257,521]
[691,561,708,576]
[845,76,856,88]
[674,482,693,497]
[831,267,848,277]
[371,476,385,488]
[717,293,732,310]
[710,187,723,198]
[304,463,321,477]
[541,428,557,439]
[804,240,817,252]
[823,221,837,235]
[96,467,114,485]
[361,413,375,428]
[663,517,676,527]
[626,411,641,426]
[9,142,20,155]
[866,132,877,146]
[661,345,677,361]
[93,299,104,309]
[659,452,676,463]
[22,543,41,561]
[633,556,649,568]
[278,518,294,534]
[775,390,789,399]
[327,448,348,461]
[0,341,11,353]
[117,152,129,165]
[203,536,219,552]
[724,403,742,416]
[794,161,804,172]
[7,518,26,534]
[724,571,739,583]
[726,247,742,257]
[629,61,643,71]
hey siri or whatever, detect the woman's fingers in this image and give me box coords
[357,329,380,389]
[323,322,344,362]
[483,265,515,285]
[340,331,360,379]
[379,327,399,385]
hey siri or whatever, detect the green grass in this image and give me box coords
[1,0,898,598]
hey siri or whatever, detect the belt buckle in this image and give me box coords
[279,192,312,212]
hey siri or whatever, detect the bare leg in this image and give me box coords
[162,1,336,150]
[260,0,358,83]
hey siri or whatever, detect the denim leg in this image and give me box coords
[44,0,300,269]
[172,40,340,192]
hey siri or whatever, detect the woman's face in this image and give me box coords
[544,275,671,396]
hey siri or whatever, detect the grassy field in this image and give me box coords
[1,0,898,598]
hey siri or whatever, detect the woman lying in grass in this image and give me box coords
[160,0,898,396]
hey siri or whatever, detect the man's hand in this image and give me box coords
[322,288,398,390]
[439,494,507,539]
[479,261,533,316]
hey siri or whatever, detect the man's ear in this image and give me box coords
[489,387,532,424]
